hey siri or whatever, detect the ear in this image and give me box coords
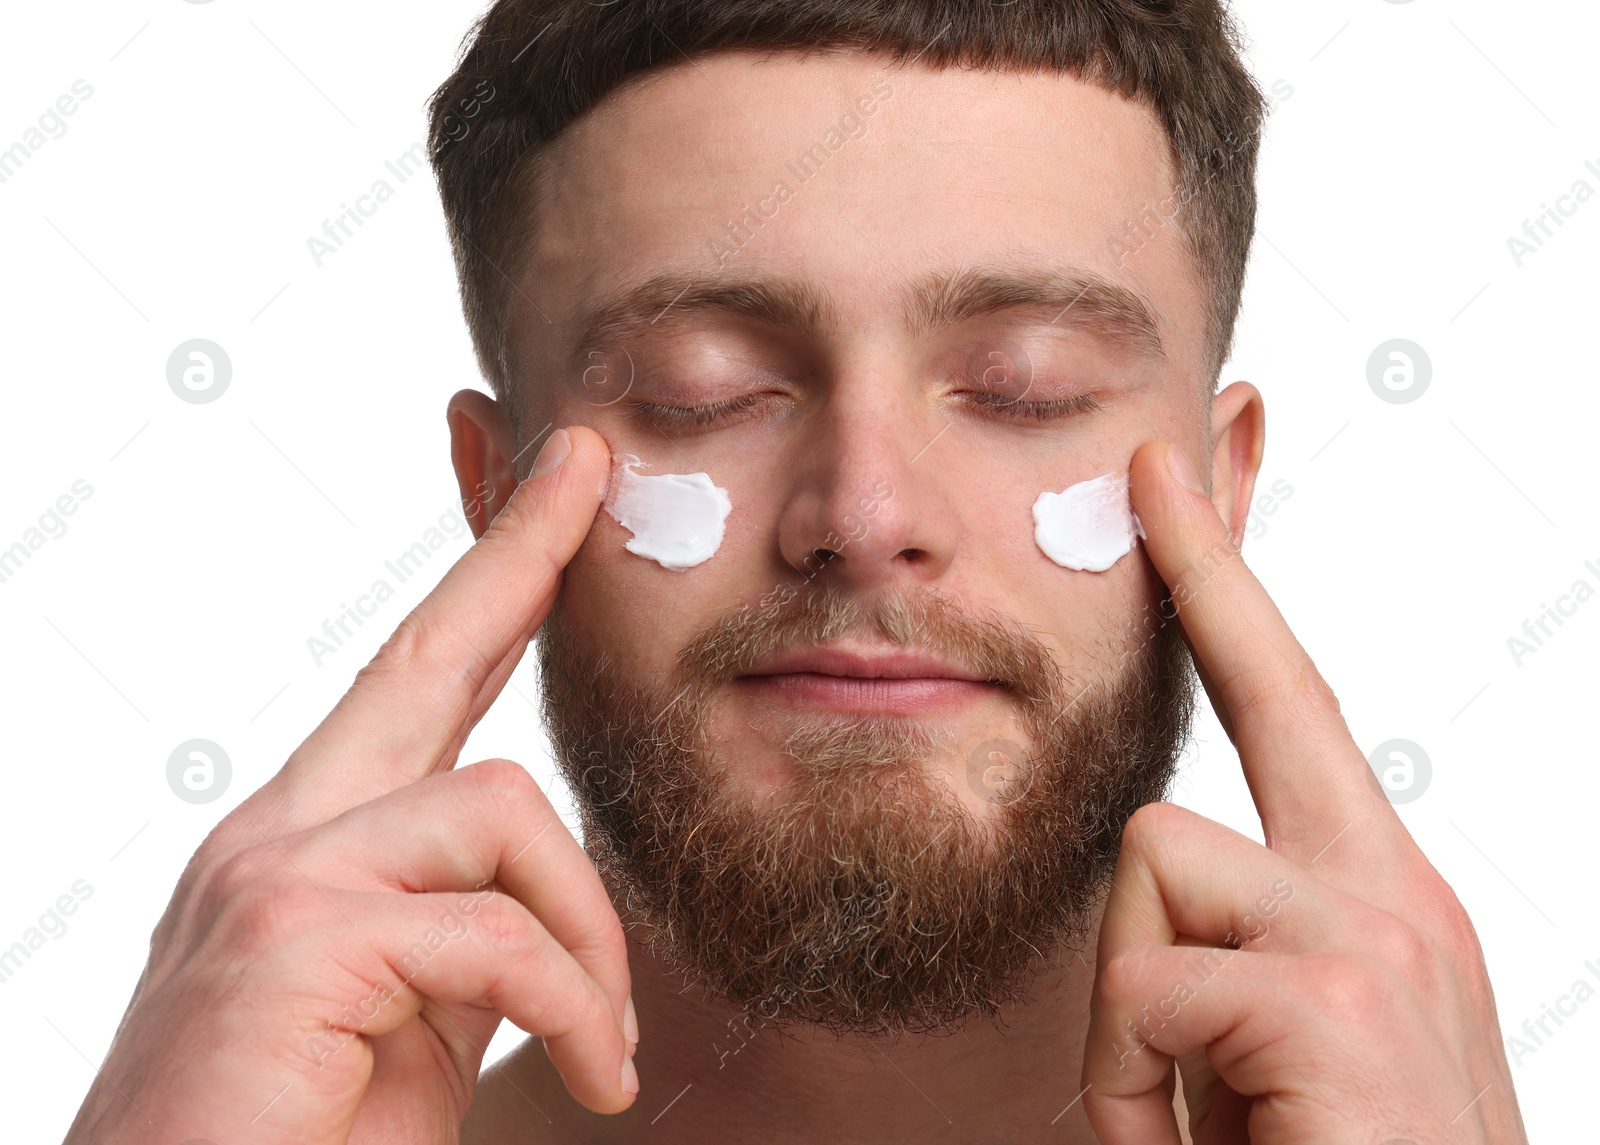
[446,389,520,540]
[1207,381,1265,550]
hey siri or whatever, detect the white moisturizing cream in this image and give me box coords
[604,454,733,571]
[1031,471,1146,572]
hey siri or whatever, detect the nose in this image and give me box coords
[775,381,959,591]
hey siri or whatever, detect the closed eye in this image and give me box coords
[631,391,784,430]
[957,390,1102,421]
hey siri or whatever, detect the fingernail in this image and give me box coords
[621,1054,640,1095]
[623,995,639,1045]
[1165,443,1206,494]
[531,428,572,477]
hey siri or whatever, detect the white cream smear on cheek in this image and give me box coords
[1031,471,1147,573]
[603,454,733,571]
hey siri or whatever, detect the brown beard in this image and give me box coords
[536,583,1195,1035]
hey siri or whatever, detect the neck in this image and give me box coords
[465,905,1113,1145]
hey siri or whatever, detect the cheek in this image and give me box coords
[559,532,693,683]
[947,470,1161,672]
[558,470,775,676]
[1019,557,1166,687]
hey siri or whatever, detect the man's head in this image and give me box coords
[435,0,1269,1032]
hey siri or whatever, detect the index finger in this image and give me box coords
[275,425,610,826]
[1128,439,1391,851]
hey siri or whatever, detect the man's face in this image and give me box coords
[498,51,1232,1027]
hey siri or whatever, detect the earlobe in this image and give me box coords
[446,389,519,539]
[1207,381,1266,549]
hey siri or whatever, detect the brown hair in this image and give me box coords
[427,0,1266,412]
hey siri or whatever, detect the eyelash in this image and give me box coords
[960,390,1103,421]
[633,392,772,429]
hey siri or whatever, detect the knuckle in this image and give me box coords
[1369,872,1484,998]
[570,905,629,971]
[539,977,606,1040]
[1119,801,1191,859]
[481,484,539,540]
[180,801,282,892]
[360,610,426,684]
[572,975,617,1038]
[1295,658,1342,717]
[361,611,492,700]
[1434,892,1485,965]
[594,908,628,960]
[1406,865,1483,960]
[497,936,611,1040]
[472,893,532,953]
[476,495,553,575]
[1095,947,1158,1007]
[1221,664,1294,725]
[205,842,280,904]
[1364,911,1430,971]
[1305,956,1390,1028]
[1222,658,1344,735]
[211,869,326,953]
[159,824,277,951]
[466,757,543,809]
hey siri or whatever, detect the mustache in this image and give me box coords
[675,582,1067,710]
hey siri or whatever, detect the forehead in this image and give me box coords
[520,49,1205,376]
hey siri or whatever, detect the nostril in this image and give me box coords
[812,548,838,564]
[897,548,925,561]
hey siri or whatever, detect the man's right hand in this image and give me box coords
[64,427,637,1145]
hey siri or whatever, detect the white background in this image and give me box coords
[1,1,1594,1140]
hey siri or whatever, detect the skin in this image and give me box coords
[63,48,1525,1145]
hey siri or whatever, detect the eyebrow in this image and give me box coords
[904,266,1165,359]
[569,263,1165,363]
[572,275,840,362]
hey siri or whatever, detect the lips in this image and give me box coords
[735,644,998,715]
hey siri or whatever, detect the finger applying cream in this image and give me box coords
[1032,470,1146,573]
[604,454,733,571]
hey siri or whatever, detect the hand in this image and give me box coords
[64,427,638,1145]
[1082,441,1527,1144]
